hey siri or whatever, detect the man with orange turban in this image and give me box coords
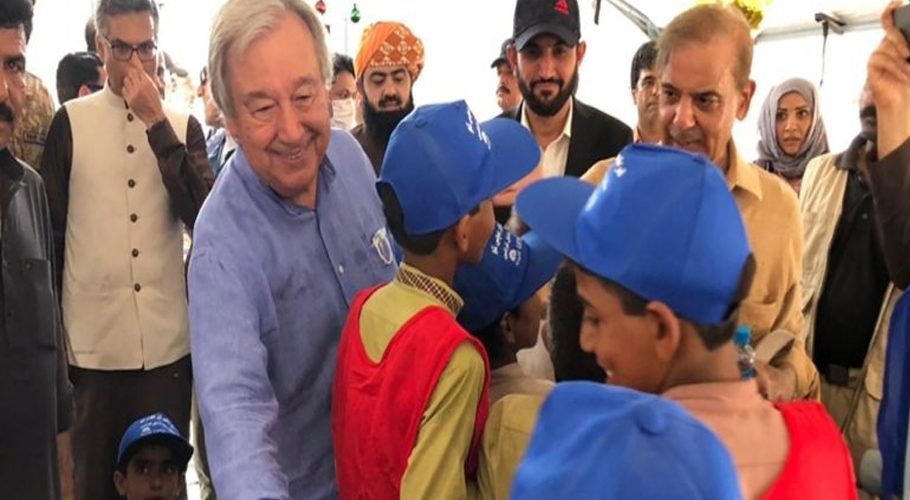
[350,21,424,174]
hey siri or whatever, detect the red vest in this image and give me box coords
[331,286,491,500]
[760,401,857,500]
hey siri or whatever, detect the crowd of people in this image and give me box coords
[1,0,909,499]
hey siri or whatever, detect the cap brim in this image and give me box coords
[119,434,194,469]
[514,230,564,307]
[490,57,507,69]
[481,117,540,197]
[514,24,580,51]
[515,177,594,266]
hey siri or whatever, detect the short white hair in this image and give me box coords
[209,0,332,119]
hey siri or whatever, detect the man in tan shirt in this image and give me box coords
[583,4,818,401]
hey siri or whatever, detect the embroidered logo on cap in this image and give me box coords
[614,153,627,177]
[554,0,570,16]
[464,107,491,149]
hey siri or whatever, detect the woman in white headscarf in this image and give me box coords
[755,78,829,194]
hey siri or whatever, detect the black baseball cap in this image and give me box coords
[490,39,511,69]
[513,0,581,51]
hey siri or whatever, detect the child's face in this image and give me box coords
[113,444,185,500]
[573,268,670,393]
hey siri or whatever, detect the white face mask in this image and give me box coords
[331,98,358,130]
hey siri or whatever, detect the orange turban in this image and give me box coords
[355,22,425,81]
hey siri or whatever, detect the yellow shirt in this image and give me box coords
[582,144,819,399]
[359,263,485,500]
[478,394,545,500]
[489,363,553,404]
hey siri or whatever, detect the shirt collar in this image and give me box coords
[232,146,337,214]
[493,362,527,378]
[520,98,574,141]
[395,263,464,316]
[0,148,23,182]
[98,84,128,109]
[725,141,763,201]
[836,135,876,171]
[662,379,763,405]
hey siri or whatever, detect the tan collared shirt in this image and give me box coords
[478,394,545,500]
[489,362,553,404]
[582,144,819,399]
[664,380,789,499]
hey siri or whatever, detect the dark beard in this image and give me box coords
[858,105,877,145]
[518,70,578,117]
[363,95,415,145]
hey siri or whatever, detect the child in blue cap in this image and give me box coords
[331,100,539,500]
[513,382,743,500]
[113,413,193,500]
[515,144,856,499]
[453,224,562,404]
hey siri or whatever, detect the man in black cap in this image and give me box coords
[491,39,521,114]
[502,0,631,183]
[493,0,635,377]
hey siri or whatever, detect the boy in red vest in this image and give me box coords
[515,144,856,499]
[332,100,539,500]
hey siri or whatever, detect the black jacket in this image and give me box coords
[499,98,633,178]
[0,147,71,500]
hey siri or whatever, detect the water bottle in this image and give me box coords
[734,325,755,380]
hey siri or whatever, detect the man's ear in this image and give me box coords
[575,40,587,66]
[96,34,108,62]
[77,84,92,98]
[645,301,681,363]
[736,79,756,121]
[224,113,241,144]
[507,42,518,70]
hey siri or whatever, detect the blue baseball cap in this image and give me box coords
[515,144,751,325]
[378,100,540,235]
[116,413,193,469]
[511,382,743,499]
[454,224,562,331]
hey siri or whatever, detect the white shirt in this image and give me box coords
[520,99,573,178]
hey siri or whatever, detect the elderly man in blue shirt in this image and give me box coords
[187,0,396,498]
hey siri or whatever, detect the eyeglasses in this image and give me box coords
[103,36,158,62]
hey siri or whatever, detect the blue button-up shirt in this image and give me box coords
[189,130,396,499]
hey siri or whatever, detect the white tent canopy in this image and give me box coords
[27,0,893,159]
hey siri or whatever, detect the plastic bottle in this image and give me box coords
[734,325,756,380]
